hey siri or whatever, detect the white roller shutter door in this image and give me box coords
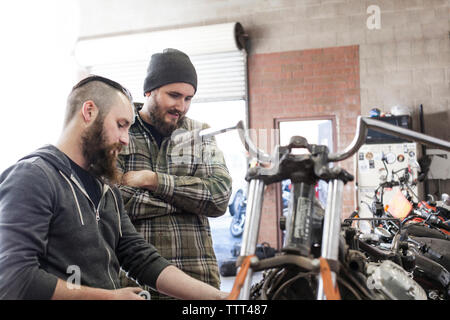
[74,22,247,103]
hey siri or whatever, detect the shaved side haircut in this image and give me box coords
[64,76,133,127]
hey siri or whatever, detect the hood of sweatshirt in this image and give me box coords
[21,144,84,180]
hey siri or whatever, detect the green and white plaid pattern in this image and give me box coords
[117,112,232,299]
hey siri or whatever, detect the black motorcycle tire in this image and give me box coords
[230,212,245,237]
[229,189,245,217]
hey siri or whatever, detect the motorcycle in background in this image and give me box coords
[229,180,292,237]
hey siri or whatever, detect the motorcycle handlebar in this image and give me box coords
[177,121,273,163]
[233,117,450,164]
[191,116,450,165]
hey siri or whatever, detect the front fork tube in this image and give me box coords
[317,179,344,300]
[237,179,344,300]
[238,178,265,300]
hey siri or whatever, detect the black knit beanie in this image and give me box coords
[143,48,197,95]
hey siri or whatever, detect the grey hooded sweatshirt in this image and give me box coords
[0,145,171,299]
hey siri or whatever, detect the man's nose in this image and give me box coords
[175,99,189,114]
[119,132,129,146]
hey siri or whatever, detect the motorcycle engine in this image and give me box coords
[366,260,427,300]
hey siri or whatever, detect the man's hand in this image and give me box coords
[52,279,146,300]
[109,287,146,300]
[156,265,228,300]
[121,170,158,191]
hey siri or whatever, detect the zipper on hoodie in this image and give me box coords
[68,174,108,223]
[61,172,118,289]
[69,177,117,288]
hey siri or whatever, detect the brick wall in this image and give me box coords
[248,45,361,247]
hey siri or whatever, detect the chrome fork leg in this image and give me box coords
[238,179,265,300]
[317,179,344,300]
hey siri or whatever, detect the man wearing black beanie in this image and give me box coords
[117,49,232,299]
[143,48,198,95]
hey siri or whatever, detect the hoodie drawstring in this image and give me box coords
[59,170,85,226]
[109,189,122,237]
[59,171,122,236]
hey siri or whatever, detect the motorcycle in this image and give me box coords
[230,116,450,300]
[180,116,450,300]
[348,157,450,299]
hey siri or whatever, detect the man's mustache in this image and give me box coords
[109,142,123,154]
[167,109,183,118]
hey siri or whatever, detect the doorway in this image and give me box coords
[188,100,248,290]
[275,116,336,247]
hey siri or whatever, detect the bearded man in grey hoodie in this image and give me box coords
[0,75,228,300]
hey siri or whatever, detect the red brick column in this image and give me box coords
[248,45,361,248]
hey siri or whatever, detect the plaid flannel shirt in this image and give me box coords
[117,112,232,297]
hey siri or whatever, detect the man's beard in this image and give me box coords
[81,117,122,185]
[148,101,184,137]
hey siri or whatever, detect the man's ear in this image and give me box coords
[81,100,99,123]
[145,89,159,98]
